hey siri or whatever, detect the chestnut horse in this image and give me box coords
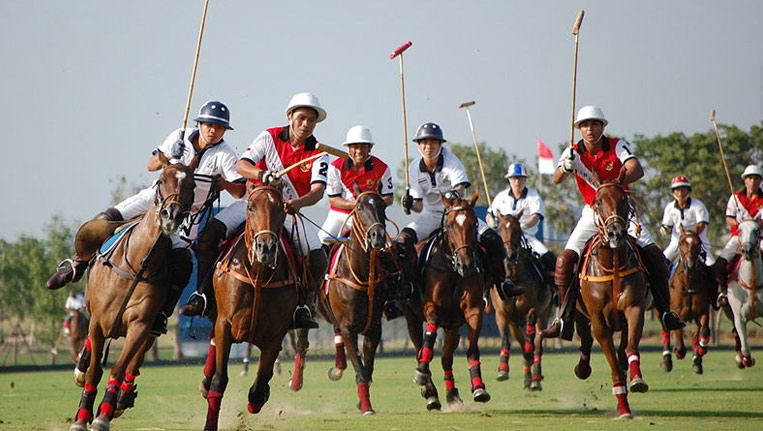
[69,309,89,363]
[572,178,648,419]
[412,192,491,410]
[200,184,299,431]
[660,228,714,374]
[491,211,553,390]
[70,163,195,431]
[725,219,763,369]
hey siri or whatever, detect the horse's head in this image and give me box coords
[352,191,387,251]
[677,226,702,271]
[739,219,762,261]
[245,184,286,266]
[442,191,480,277]
[592,171,630,249]
[496,209,524,261]
[154,163,196,235]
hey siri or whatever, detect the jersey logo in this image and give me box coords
[603,160,614,171]
[364,179,376,189]
[300,162,313,172]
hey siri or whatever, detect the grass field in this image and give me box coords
[1,347,761,431]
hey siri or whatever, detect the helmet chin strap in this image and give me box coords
[417,144,442,161]
[583,134,603,146]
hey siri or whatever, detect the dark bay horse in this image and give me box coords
[491,211,553,390]
[69,309,89,363]
[661,228,714,374]
[70,163,195,431]
[201,184,299,431]
[412,192,491,410]
[573,178,648,420]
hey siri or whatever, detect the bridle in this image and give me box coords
[441,203,480,272]
[244,185,285,269]
[349,191,387,253]
[592,182,638,241]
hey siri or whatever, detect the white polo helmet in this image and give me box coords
[285,92,327,123]
[741,164,762,179]
[574,105,608,127]
[504,162,528,178]
[342,125,374,147]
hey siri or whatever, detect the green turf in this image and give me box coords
[0,349,761,431]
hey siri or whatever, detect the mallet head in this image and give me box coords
[710,109,716,122]
[572,10,585,35]
[390,41,413,59]
[458,101,476,109]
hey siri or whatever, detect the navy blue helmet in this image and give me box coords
[413,122,446,143]
[194,100,233,130]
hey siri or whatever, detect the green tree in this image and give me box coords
[631,122,763,244]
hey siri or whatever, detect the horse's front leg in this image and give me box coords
[247,341,280,414]
[91,321,152,431]
[290,328,310,391]
[591,314,632,419]
[732,310,755,368]
[691,315,710,374]
[623,305,647,393]
[70,329,104,431]
[464,304,490,403]
[114,335,156,417]
[356,324,382,415]
[525,308,543,391]
[328,326,347,381]
[574,314,593,379]
[414,302,441,411]
[203,321,232,431]
[441,328,462,407]
[673,327,687,359]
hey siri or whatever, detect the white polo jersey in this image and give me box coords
[155,128,243,212]
[491,187,545,236]
[65,293,85,311]
[661,198,710,242]
[408,146,470,213]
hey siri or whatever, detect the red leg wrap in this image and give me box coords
[203,339,216,378]
[334,333,346,369]
[698,336,709,356]
[661,330,670,345]
[205,390,223,431]
[469,360,484,390]
[85,337,92,352]
[120,373,136,393]
[443,370,455,390]
[613,383,630,416]
[499,349,510,371]
[627,353,641,380]
[357,382,373,413]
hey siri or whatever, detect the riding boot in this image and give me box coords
[179,219,227,317]
[640,244,686,331]
[713,257,729,307]
[541,249,579,341]
[383,300,404,321]
[292,249,328,329]
[393,229,420,302]
[479,228,525,298]
[152,248,193,336]
[47,208,123,290]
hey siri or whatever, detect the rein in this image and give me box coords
[441,205,480,273]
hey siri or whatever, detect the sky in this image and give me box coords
[1,0,761,240]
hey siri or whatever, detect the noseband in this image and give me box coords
[592,182,632,238]
[245,186,284,267]
[442,205,480,271]
[349,191,387,252]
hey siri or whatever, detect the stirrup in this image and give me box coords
[180,292,207,317]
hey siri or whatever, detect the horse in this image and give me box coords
[725,219,763,369]
[412,192,491,410]
[660,227,714,374]
[572,177,648,420]
[69,309,89,363]
[200,184,299,431]
[69,163,195,431]
[491,210,553,390]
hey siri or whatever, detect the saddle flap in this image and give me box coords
[76,218,136,258]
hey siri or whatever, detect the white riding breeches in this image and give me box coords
[663,237,716,266]
[319,210,352,244]
[564,205,654,256]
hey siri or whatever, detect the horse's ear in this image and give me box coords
[516,208,525,220]
[352,181,362,197]
[617,167,627,184]
[678,224,685,234]
[495,209,502,218]
[591,170,602,188]
[468,191,479,207]
[440,193,452,208]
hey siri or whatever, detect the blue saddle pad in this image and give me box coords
[99,222,139,255]
[668,260,679,279]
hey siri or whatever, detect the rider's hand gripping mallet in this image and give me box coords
[390,41,413,214]
[569,10,585,151]
[458,101,493,209]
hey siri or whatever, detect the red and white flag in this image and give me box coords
[537,139,555,175]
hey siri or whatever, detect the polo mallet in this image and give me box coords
[316,142,350,159]
[458,101,492,208]
[177,0,211,151]
[710,109,739,200]
[276,143,348,177]
[390,41,413,214]
[569,10,585,150]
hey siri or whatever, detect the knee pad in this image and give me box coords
[96,207,123,222]
[555,249,579,287]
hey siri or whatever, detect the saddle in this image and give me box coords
[417,229,486,277]
[75,216,142,260]
[578,235,645,286]
[215,226,300,289]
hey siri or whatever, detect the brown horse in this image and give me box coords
[69,309,89,363]
[70,163,195,431]
[491,211,553,390]
[660,227,714,374]
[412,192,491,410]
[572,178,648,419]
[200,184,299,431]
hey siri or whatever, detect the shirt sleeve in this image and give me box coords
[696,200,710,224]
[379,166,394,195]
[409,163,424,200]
[447,155,470,189]
[725,194,738,218]
[219,148,243,182]
[661,204,672,226]
[240,130,270,165]
[155,128,182,156]
[326,163,343,196]
[530,189,545,217]
[615,139,637,164]
[310,154,329,184]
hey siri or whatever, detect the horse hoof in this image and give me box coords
[362,409,376,416]
[328,367,343,381]
[629,378,649,393]
[472,388,491,403]
[413,368,430,386]
[288,378,303,392]
[574,363,592,380]
[743,356,756,368]
[69,423,88,431]
[496,371,509,381]
[91,417,110,431]
[240,369,248,377]
[199,378,210,399]
[692,364,703,375]
[73,368,85,388]
[530,381,542,391]
[660,356,673,372]
[426,397,441,411]
[617,413,634,420]
[248,401,265,414]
